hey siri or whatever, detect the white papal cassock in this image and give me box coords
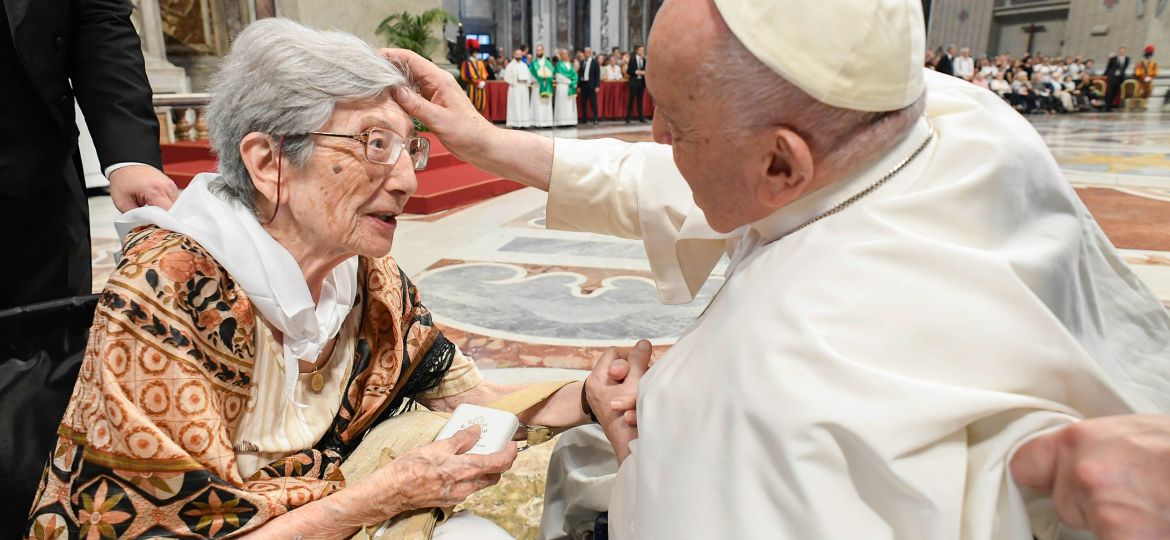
[541,70,1170,539]
[503,60,532,128]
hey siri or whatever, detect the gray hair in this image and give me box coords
[206,18,411,212]
[697,29,925,185]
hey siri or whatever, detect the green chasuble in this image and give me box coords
[554,59,579,96]
[530,57,555,97]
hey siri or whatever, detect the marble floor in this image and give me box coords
[85,112,1170,538]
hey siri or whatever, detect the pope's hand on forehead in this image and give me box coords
[378,48,452,101]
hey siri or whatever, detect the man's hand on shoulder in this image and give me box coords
[1011,415,1170,539]
[109,164,179,212]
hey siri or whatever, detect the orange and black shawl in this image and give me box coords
[25,226,455,539]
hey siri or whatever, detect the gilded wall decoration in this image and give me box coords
[160,0,214,54]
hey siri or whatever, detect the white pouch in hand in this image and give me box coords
[434,404,519,455]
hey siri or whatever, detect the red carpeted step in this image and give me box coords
[164,160,217,189]
[160,135,521,214]
[162,141,216,164]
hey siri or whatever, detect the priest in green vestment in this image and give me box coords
[553,48,579,126]
[529,45,555,127]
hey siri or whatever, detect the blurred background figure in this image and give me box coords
[504,48,533,128]
[1103,46,1129,110]
[1137,45,1157,99]
[578,47,601,125]
[530,44,555,127]
[554,48,579,127]
[461,38,489,112]
[625,45,646,123]
[603,55,624,81]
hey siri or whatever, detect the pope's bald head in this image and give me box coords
[648,0,725,82]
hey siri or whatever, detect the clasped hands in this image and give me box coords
[584,339,654,464]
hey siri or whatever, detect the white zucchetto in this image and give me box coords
[714,0,926,112]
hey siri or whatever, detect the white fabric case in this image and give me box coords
[434,404,519,455]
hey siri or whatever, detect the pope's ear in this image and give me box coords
[754,127,815,210]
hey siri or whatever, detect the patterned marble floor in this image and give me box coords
[84,112,1170,538]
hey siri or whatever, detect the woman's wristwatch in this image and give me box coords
[581,382,599,424]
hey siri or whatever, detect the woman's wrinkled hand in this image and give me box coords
[361,426,517,521]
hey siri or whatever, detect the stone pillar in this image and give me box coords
[599,0,619,51]
[133,0,191,93]
[531,0,553,50]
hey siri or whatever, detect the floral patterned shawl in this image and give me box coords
[25,226,456,539]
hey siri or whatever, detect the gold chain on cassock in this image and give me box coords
[776,119,935,240]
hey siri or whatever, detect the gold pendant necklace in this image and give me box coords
[310,370,325,392]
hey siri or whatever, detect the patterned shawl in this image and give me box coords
[25,226,456,539]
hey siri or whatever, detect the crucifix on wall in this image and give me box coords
[1022,23,1046,55]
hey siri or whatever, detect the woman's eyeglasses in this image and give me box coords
[307,128,430,170]
[264,128,430,225]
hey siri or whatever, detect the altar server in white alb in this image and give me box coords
[385,0,1170,537]
[503,48,533,128]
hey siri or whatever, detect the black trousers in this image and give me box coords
[580,84,599,122]
[0,154,92,309]
[627,84,645,121]
[0,294,97,539]
[1103,76,1124,109]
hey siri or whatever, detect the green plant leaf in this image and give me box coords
[375,8,457,57]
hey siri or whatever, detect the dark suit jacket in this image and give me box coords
[2,1,162,529]
[1,0,161,201]
[1,0,162,307]
[1105,56,1130,80]
[627,55,647,88]
[936,54,954,76]
[578,56,601,90]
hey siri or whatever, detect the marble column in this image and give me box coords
[531,0,553,50]
[132,0,191,93]
[597,0,620,51]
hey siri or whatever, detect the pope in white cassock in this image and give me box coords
[385,0,1170,537]
[503,49,533,128]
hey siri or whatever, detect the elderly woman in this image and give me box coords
[24,19,598,539]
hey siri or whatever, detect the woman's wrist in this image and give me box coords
[333,465,410,526]
[371,463,414,517]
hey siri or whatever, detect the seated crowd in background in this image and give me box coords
[926,47,1112,114]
